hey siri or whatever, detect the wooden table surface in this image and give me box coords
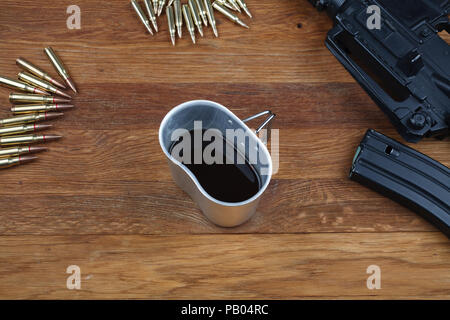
[0,0,448,299]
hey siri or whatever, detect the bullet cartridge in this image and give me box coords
[131,0,154,35]
[0,134,62,146]
[0,124,52,137]
[227,0,241,12]
[16,58,66,89]
[0,112,64,127]
[174,0,183,38]
[0,76,49,95]
[44,47,78,94]
[157,0,166,16]
[195,0,208,26]
[216,0,236,11]
[213,1,249,28]
[0,155,37,169]
[204,0,218,37]
[18,71,72,99]
[144,0,159,32]
[182,5,196,44]
[9,93,70,104]
[0,146,47,158]
[189,0,204,36]
[167,6,176,46]
[236,0,251,18]
[11,104,74,114]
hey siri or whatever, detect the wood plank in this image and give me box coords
[0,127,445,235]
[0,233,448,299]
[0,179,440,235]
[1,82,391,130]
[0,0,352,84]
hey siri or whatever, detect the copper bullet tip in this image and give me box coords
[55,104,74,111]
[51,96,72,103]
[34,124,53,131]
[65,78,78,94]
[55,90,72,99]
[43,134,63,142]
[18,155,38,164]
[44,112,65,120]
[50,78,67,90]
[34,88,49,95]
[28,146,48,153]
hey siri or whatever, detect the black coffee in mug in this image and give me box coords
[170,129,261,203]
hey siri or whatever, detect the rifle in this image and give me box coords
[310,1,450,236]
[310,0,450,142]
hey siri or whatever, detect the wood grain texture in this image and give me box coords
[0,233,449,299]
[0,0,448,299]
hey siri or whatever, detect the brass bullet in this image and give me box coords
[227,0,241,12]
[0,112,64,127]
[144,0,158,32]
[204,0,218,37]
[157,0,166,16]
[0,76,48,95]
[16,58,67,90]
[11,104,74,114]
[0,155,38,169]
[131,0,154,35]
[0,123,52,137]
[195,0,208,26]
[9,93,71,104]
[0,134,62,146]
[216,0,236,11]
[0,146,47,158]
[182,5,196,44]
[44,47,78,94]
[236,0,251,18]
[213,1,249,28]
[174,0,183,38]
[18,71,72,99]
[167,6,176,46]
[189,0,204,36]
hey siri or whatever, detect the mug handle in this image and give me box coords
[242,110,276,145]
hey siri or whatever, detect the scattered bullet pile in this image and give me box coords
[131,0,253,45]
[0,47,77,170]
